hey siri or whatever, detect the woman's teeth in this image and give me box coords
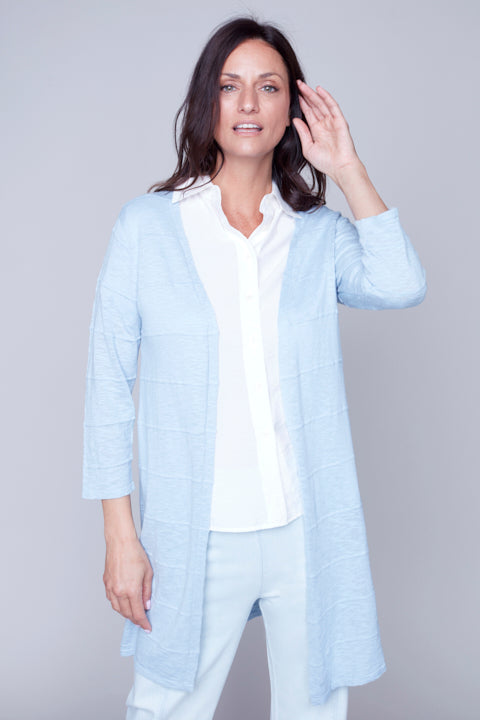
[234,124,262,133]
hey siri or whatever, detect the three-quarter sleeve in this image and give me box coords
[334,207,427,309]
[82,210,141,499]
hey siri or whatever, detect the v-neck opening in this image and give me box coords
[167,191,306,331]
[204,182,273,243]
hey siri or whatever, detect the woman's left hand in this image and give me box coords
[292,79,362,183]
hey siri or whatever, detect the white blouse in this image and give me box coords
[172,175,304,532]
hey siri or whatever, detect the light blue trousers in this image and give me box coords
[125,514,349,719]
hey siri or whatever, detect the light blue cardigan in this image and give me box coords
[82,190,427,704]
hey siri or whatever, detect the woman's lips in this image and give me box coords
[233,127,263,135]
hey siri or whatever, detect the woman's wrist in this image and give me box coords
[102,496,138,544]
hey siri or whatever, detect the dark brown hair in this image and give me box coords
[147,15,326,212]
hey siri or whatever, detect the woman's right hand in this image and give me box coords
[103,536,154,633]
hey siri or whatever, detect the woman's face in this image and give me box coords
[213,38,291,165]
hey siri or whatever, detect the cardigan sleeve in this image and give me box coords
[82,208,141,499]
[334,207,427,309]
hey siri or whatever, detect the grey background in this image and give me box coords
[1,0,478,718]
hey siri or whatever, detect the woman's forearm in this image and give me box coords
[102,495,138,544]
[332,160,388,220]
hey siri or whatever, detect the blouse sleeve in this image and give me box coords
[82,208,141,499]
[334,207,427,309]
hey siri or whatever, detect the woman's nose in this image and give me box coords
[238,88,258,112]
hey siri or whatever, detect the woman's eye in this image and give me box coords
[219,84,279,93]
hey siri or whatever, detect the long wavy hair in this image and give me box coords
[147,15,326,212]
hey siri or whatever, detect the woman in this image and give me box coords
[82,15,427,720]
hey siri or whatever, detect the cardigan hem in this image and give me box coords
[309,660,387,705]
[132,656,196,693]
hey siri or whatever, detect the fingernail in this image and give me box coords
[144,628,151,633]
[145,599,151,610]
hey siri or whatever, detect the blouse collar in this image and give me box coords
[171,175,299,219]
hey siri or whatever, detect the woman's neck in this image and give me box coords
[210,158,273,218]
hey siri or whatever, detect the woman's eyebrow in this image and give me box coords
[220,72,283,79]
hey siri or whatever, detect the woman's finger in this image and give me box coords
[302,81,337,116]
[298,92,322,118]
[115,592,134,622]
[297,80,330,119]
[130,589,152,632]
[298,88,325,124]
[143,566,153,611]
[314,84,342,118]
[298,94,323,129]
[292,116,313,149]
